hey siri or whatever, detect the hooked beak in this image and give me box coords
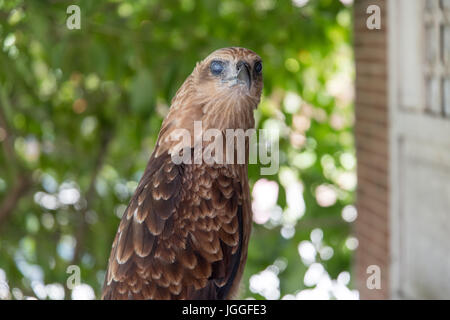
[236,61,251,90]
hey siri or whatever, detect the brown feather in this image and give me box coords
[102,47,263,300]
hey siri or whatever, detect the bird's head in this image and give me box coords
[194,47,263,104]
[164,47,263,140]
[168,47,264,131]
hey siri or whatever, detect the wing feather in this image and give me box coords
[102,149,247,300]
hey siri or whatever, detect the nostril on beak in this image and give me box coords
[236,61,251,89]
[236,61,249,72]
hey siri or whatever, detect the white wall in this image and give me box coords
[389,0,450,299]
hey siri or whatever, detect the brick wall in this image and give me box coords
[353,0,390,299]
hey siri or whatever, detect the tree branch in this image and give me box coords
[71,128,114,265]
[0,97,17,174]
[0,89,33,227]
[0,175,32,227]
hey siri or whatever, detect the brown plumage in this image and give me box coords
[102,47,263,300]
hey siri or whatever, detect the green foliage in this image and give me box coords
[0,0,354,299]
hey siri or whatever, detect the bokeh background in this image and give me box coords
[0,0,356,300]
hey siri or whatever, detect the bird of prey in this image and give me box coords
[102,47,263,300]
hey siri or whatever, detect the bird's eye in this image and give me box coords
[210,60,225,75]
[254,61,263,74]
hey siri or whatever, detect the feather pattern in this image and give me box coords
[102,47,262,300]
